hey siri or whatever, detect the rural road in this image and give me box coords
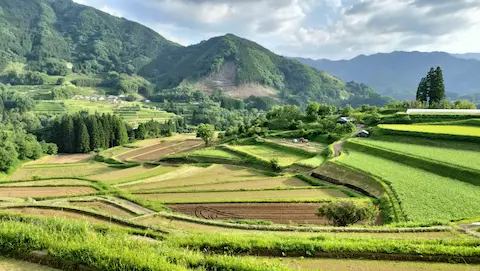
[333,124,366,157]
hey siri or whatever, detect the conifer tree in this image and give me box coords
[77,122,90,153]
[61,116,75,153]
[430,66,445,104]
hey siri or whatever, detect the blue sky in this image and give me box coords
[73,0,480,60]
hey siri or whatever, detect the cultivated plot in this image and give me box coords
[352,136,480,171]
[68,201,136,218]
[136,188,349,203]
[10,164,116,181]
[339,149,480,221]
[133,140,203,162]
[25,154,93,165]
[160,177,310,192]
[0,179,92,187]
[0,187,97,198]
[167,203,328,225]
[380,124,480,137]
[230,144,312,166]
[120,164,268,191]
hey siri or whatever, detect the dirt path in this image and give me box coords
[333,124,366,158]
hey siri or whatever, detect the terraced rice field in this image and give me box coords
[268,139,325,152]
[338,149,480,221]
[0,179,92,187]
[231,144,312,166]
[0,187,97,198]
[136,188,349,203]
[133,140,203,162]
[187,149,242,160]
[379,124,480,137]
[0,257,59,271]
[88,164,174,184]
[2,207,122,226]
[314,162,385,198]
[160,177,310,192]
[352,136,480,171]
[120,164,267,191]
[25,154,93,165]
[129,134,197,147]
[10,164,116,181]
[116,141,177,161]
[68,201,136,218]
[99,146,134,160]
[167,203,326,225]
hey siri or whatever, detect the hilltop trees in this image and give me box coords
[197,124,215,146]
[416,67,445,106]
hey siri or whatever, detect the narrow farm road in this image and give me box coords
[333,124,366,158]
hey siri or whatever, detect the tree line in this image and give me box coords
[416,67,445,106]
[45,113,179,154]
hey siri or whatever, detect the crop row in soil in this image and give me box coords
[68,201,136,218]
[167,203,329,225]
[0,179,92,187]
[116,141,177,161]
[133,140,203,162]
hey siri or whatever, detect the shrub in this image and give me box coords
[317,201,378,226]
[269,158,281,170]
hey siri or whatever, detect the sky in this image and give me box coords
[72,0,480,60]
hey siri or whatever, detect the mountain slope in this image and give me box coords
[0,0,179,73]
[142,34,389,106]
[295,52,480,100]
[452,53,480,61]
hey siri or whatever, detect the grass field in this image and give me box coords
[338,149,480,221]
[352,136,480,171]
[230,144,313,166]
[135,188,349,203]
[295,155,325,168]
[380,124,480,136]
[187,148,242,160]
[0,257,59,271]
[10,163,116,181]
[160,177,310,192]
[120,164,268,191]
[25,154,93,165]
[267,139,326,152]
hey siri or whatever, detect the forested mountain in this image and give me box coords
[0,0,179,74]
[141,34,389,106]
[295,52,480,101]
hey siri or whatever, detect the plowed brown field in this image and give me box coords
[167,203,328,225]
[133,140,203,162]
[116,141,178,161]
[0,187,97,198]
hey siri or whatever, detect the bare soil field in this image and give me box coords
[116,141,178,161]
[0,257,60,271]
[130,134,198,147]
[136,189,348,203]
[10,164,116,181]
[0,187,97,198]
[69,201,136,218]
[25,154,93,165]
[121,164,267,191]
[167,203,328,225]
[88,164,156,182]
[283,258,480,271]
[159,177,310,192]
[3,207,123,227]
[0,179,92,187]
[132,140,203,162]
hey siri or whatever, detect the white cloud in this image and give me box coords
[72,0,480,59]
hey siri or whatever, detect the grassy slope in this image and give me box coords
[338,149,480,221]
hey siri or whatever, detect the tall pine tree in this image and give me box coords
[416,77,428,104]
[61,116,75,153]
[77,122,91,153]
[430,66,445,104]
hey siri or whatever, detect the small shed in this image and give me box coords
[337,117,350,124]
[356,130,370,138]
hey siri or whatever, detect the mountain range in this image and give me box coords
[295,52,480,101]
[0,0,389,107]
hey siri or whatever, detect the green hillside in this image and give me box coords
[0,0,179,74]
[141,34,389,106]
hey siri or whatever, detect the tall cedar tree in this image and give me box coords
[416,66,446,106]
[77,122,91,153]
[61,116,75,153]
